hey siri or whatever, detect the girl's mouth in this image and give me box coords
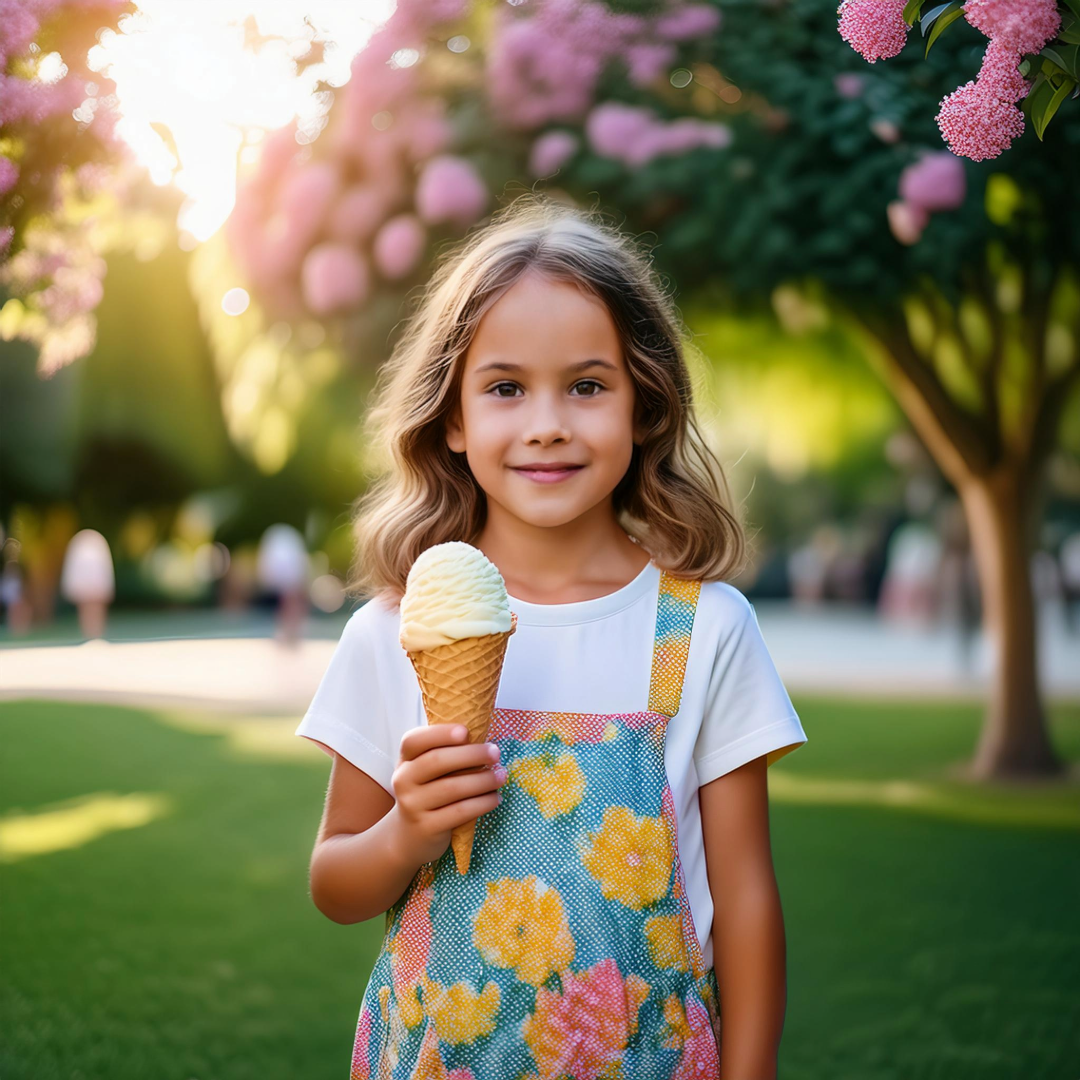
[511,465,585,484]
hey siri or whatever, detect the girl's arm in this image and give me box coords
[308,724,506,924]
[699,754,789,1080]
[307,752,418,924]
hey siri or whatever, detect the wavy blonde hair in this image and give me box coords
[346,194,746,607]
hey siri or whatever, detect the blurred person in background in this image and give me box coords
[1060,531,1080,635]
[935,497,980,671]
[256,524,311,646]
[59,529,115,639]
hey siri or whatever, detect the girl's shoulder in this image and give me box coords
[340,593,402,650]
[679,574,755,626]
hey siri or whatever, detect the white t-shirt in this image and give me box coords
[295,558,807,970]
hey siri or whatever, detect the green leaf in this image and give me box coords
[1030,73,1076,139]
[1041,43,1079,80]
[902,0,926,26]
[1063,0,1080,19]
[919,1,959,34]
[1059,25,1080,46]
[924,5,965,56]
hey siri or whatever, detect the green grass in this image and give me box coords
[1,696,1077,1080]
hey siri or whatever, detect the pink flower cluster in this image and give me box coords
[887,150,967,243]
[935,0,1060,160]
[837,0,1062,161]
[586,101,731,166]
[487,0,721,131]
[227,0,484,318]
[837,0,910,63]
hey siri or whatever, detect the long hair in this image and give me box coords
[346,194,746,607]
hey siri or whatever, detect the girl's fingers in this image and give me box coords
[429,789,503,833]
[419,765,507,811]
[399,722,469,761]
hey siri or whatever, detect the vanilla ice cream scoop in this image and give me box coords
[399,541,512,651]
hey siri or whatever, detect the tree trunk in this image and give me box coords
[957,465,1063,779]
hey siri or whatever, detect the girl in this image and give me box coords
[296,195,808,1080]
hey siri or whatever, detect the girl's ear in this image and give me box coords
[446,406,465,454]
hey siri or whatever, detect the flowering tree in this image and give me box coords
[838,0,1078,159]
[0,0,149,374]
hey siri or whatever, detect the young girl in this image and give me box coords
[296,195,808,1080]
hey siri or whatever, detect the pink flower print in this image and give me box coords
[350,1005,373,1080]
[672,996,721,1079]
[522,958,651,1080]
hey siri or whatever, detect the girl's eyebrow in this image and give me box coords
[472,358,619,375]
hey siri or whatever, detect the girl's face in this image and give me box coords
[447,271,642,532]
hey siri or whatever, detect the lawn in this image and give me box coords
[1,696,1077,1080]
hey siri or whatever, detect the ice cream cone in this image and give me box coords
[406,612,517,873]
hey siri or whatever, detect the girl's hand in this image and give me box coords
[389,723,507,865]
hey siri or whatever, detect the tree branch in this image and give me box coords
[840,300,995,485]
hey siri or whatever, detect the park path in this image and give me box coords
[1,601,1077,713]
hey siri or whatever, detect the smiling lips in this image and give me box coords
[511,462,585,484]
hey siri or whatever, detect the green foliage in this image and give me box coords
[564,0,1079,309]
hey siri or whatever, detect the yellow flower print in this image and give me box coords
[510,752,586,818]
[660,993,691,1049]
[580,805,672,910]
[644,914,689,972]
[419,973,500,1045]
[396,982,425,1028]
[472,875,575,987]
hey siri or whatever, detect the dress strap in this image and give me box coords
[647,569,703,718]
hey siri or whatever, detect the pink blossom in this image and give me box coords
[0,226,12,259]
[263,161,340,274]
[887,199,930,244]
[400,103,451,163]
[586,102,729,165]
[585,102,658,159]
[0,1,39,67]
[328,186,391,244]
[838,0,910,63]
[870,117,902,143]
[373,213,426,280]
[0,72,83,126]
[529,130,579,176]
[898,151,966,212]
[975,39,1029,103]
[936,79,1025,160]
[415,154,488,226]
[654,4,723,41]
[624,42,677,87]
[487,14,603,130]
[301,242,370,315]
[0,155,18,197]
[963,0,1060,54]
[833,72,867,99]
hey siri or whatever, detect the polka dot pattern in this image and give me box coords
[349,570,721,1079]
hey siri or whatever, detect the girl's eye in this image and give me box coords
[487,380,604,398]
[572,379,603,396]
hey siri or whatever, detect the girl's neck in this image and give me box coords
[476,526,651,606]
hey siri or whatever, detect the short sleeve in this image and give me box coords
[294,605,400,794]
[693,598,807,785]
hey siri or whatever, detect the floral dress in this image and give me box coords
[350,570,721,1079]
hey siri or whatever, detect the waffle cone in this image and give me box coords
[406,612,517,873]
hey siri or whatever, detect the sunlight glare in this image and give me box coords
[86,1,394,242]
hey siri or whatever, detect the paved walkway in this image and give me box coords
[1,601,1077,713]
